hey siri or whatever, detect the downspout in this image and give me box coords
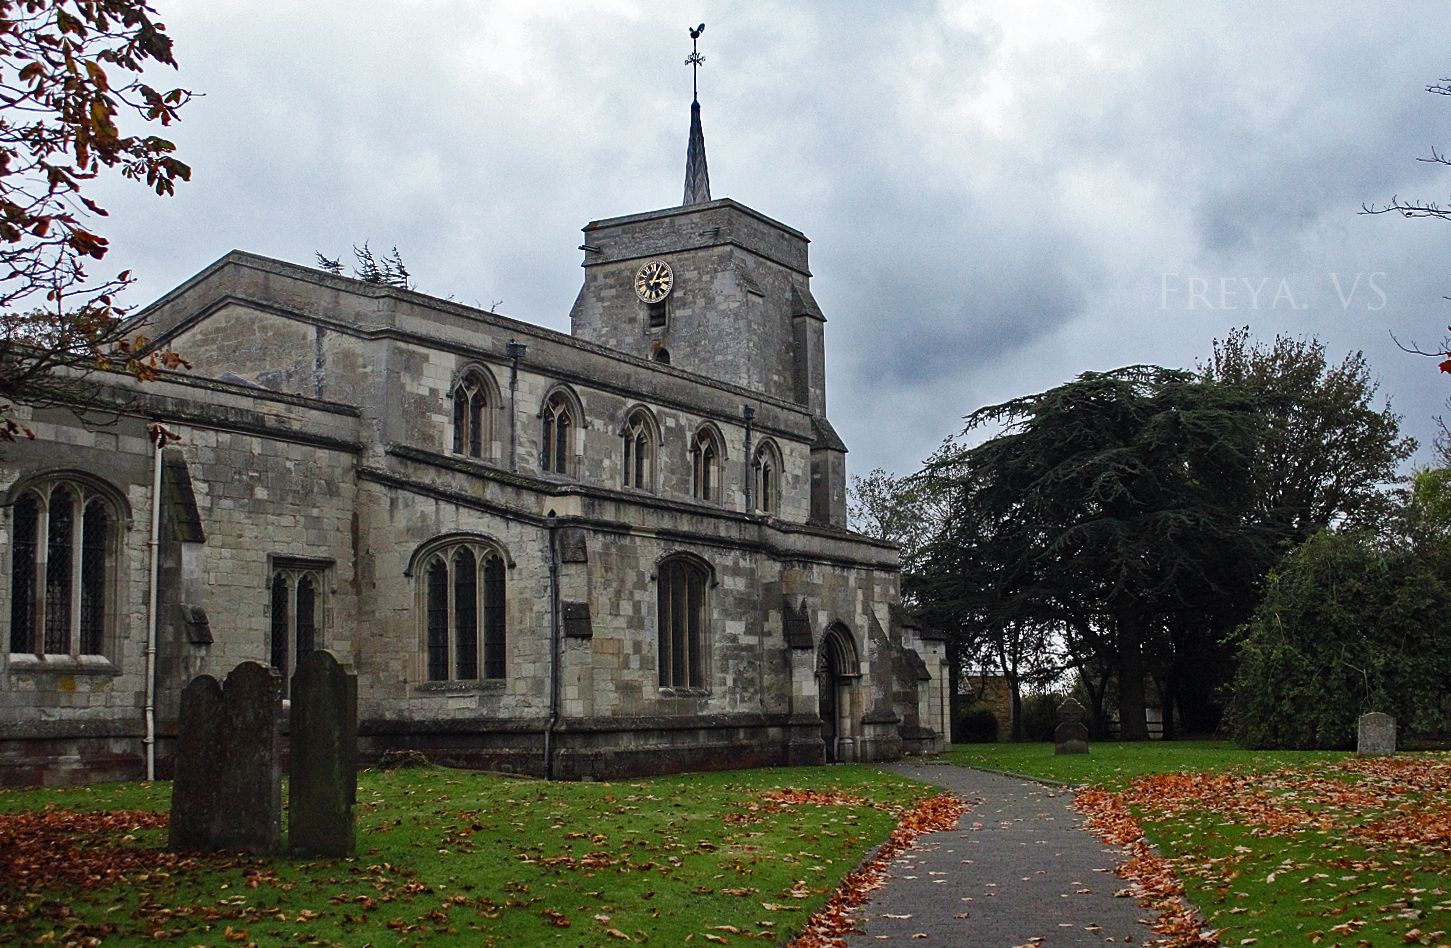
[143,423,171,782]
[506,340,527,472]
[742,405,755,513]
[544,515,561,779]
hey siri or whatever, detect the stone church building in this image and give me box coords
[0,92,947,786]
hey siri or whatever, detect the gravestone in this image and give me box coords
[288,649,358,858]
[213,661,283,854]
[168,674,223,851]
[1054,696,1090,755]
[1357,711,1396,756]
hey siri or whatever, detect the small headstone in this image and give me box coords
[168,674,223,851]
[288,650,358,858]
[1357,711,1396,756]
[213,661,283,854]
[1054,696,1090,755]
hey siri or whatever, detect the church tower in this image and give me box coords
[568,25,847,526]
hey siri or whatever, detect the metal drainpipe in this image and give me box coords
[544,515,561,779]
[507,341,527,472]
[143,423,169,782]
[742,405,755,513]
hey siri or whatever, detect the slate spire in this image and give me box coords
[683,23,711,206]
[683,99,711,205]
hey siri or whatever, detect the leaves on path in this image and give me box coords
[790,792,968,947]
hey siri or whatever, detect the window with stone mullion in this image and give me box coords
[422,546,505,683]
[657,557,706,689]
[270,567,322,695]
[8,480,114,659]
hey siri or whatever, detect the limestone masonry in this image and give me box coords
[0,178,947,785]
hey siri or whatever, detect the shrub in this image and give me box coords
[1226,530,1451,749]
[1020,692,1060,742]
[957,706,999,743]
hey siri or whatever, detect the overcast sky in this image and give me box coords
[93,1,1451,480]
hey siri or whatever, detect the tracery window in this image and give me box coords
[419,541,506,682]
[541,391,575,476]
[622,408,656,491]
[269,562,325,696]
[753,440,781,515]
[452,369,492,458]
[657,555,708,689]
[8,477,119,658]
[690,427,722,502]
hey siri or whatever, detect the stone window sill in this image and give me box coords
[657,686,711,699]
[413,679,506,695]
[7,653,119,676]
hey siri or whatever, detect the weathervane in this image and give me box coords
[686,23,705,103]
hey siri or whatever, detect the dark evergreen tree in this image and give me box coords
[917,366,1272,739]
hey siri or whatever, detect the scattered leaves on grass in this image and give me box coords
[1076,754,1451,948]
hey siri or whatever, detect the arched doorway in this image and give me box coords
[816,624,859,763]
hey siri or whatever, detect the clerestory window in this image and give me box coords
[690,427,722,502]
[622,408,657,491]
[452,369,493,459]
[753,440,781,516]
[541,391,576,476]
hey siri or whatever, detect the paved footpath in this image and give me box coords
[846,761,1156,946]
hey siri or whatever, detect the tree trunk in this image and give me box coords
[1007,674,1023,742]
[947,634,962,742]
[1116,613,1151,741]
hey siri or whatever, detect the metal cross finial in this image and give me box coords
[686,23,705,103]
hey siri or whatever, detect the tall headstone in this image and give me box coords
[1357,711,1396,756]
[168,674,223,851]
[288,649,358,858]
[1054,696,1090,755]
[213,661,283,854]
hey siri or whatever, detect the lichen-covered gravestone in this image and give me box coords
[213,661,283,853]
[1054,697,1090,755]
[1357,711,1396,756]
[288,649,358,858]
[168,674,223,851]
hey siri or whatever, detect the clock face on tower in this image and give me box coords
[634,260,674,304]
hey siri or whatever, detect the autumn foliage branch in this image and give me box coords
[0,0,193,440]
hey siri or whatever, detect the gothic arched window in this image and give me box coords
[657,555,709,690]
[418,541,506,682]
[622,408,657,491]
[541,391,577,476]
[269,561,326,696]
[753,440,782,516]
[452,369,493,459]
[8,476,120,658]
[690,426,722,502]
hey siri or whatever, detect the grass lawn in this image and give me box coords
[944,738,1346,790]
[0,764,936,945]
[948,741,1451,946]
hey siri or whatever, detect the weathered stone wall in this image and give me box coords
[570,201,815,407]
[0,216,942,785]
[0,374,360,785]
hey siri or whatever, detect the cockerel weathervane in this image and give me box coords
[686,23,705,102]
